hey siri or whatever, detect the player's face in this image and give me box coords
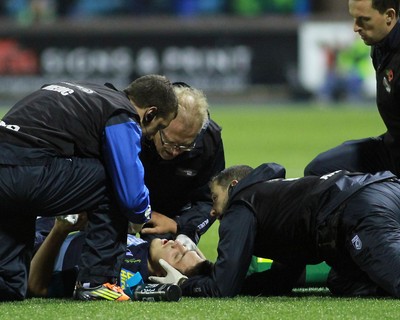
[142,113,176,139]
[149,239,204,275]
[210,182,230,219]
[349,0,395,45]
[153,117,199,160]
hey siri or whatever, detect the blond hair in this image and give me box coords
[174,85,209,134]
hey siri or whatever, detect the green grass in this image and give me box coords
[1,103,397,319]
[0,291,398,320]
[0,293,399,320]
[211,103,385,177]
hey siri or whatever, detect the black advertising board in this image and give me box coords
[0,17,298,100]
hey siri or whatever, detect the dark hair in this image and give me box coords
[172,81,191,88]
[210,165,253,189]
[124,74,178,119]
[186,260,214,277]
[372,0,400,16]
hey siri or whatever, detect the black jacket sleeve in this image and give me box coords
[176,136,225,242]
[180,203,257,297]
[175,201,215,243]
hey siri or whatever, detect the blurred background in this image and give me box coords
[0,0,375,106]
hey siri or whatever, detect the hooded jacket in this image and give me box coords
[181,163,395,297]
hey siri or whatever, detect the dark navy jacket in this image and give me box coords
[140,119,225,241]
[181,163,395,297]
[373,21,400,161]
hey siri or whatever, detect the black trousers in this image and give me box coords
[327,180,400,297]
[304,135,399,176]
[0,156,127,300]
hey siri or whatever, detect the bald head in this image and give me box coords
[153,85,210,160]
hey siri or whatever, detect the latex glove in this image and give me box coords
[148,259,188,286]
[54,212,88,235]
[176,234,197,251]
[176,234,206,259]
[56,214,79,225]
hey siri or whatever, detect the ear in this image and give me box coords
[386,9,396,24]
[228,180,239,195]
[143,107,158,124]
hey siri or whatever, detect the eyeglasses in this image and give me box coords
[159,130,196,152]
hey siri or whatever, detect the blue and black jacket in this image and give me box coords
[0,81,150,223]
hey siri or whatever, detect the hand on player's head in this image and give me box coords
[149,238,205,276]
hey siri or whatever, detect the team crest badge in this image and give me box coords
[351,234,362,250]
[383,69,394,93]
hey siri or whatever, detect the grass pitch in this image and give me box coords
[1,103,397,320]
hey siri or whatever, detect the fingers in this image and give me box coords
[149,259,188,286]
[148,276,163,284]
[159,258,173,272]
[176,234,197,250]
[140,226,158,234]
[141,225,172,234]
[177,276,188,286]
[128,223,145,234]
[159,259,188,285]
[176,234,206,258]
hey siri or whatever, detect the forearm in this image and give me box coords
[103,116,151,224]
[182,205,257,297]
[176,202,215,242]
[176,135,224,238]
[28,227,70,297]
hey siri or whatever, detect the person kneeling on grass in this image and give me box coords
[154,163,400,298]
[29,215,209,299]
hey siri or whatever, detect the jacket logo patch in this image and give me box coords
[351,234,362,250]
[386,69,394,81]
[383,69,393,93]
[176,168,198,177]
